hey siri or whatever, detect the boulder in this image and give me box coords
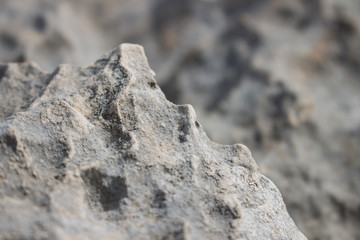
[0,44,306,240]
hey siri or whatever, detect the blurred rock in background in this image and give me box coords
[0,0,359,239]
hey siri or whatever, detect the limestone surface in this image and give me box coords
[0,44,306,239]
[1,1,360,239]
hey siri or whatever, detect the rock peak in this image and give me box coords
[0,44,306,240]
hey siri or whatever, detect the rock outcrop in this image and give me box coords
[0,44,306,239]
[2,1,360,239]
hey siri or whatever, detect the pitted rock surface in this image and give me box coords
[0,44,306,240]
[1,1,360,239]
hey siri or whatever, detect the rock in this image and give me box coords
[0,44,306,239]
[2,1,360,239]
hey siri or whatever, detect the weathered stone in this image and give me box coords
[0,44,306,240]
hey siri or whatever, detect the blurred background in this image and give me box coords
[0,0,359,239]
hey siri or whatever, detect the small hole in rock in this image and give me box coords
[195,121,200,128]
[149,82,156,89]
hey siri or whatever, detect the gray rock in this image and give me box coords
[0,44,306,240]
[2,1,360,239]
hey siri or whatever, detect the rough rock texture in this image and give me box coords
[1,1,360,239]
[0,44,306,239]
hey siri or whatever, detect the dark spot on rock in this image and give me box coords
[195,121,200,128]
[56,162,66,170]
[269,83,297,120]
[149,81,156,89]
[33,15,47,32]
[222,21,262,49]
[296,17,313,30]
[211,198,240,219]
[89,85,98,99]
[181,50,204,66]
[277,7,297,21]
[330,195,346,220]
[266,82,297,140]
[111,64,128,81]
[247,68,270,84]
[102,108,120,122]
[118,132,133,150]
[331,17,356,36]
[0,65,7,82]
[15,54,26,63]
[300,169,310,182]
[120,151,137,162]
[164,221,185,240]
[297,0,322,30]
[48,140,70,167]
[108,125,132,149]
[309,196,321,219]
[178,127,188,143]
[54,173,66,181]
[178,106,191,143]
[222,0,268,17]
[0,33,18,49]
[328,17,360,73]
[81,168,128,211]
[102,106,134,149]
[153,189,166,209]
[3,133,18,152]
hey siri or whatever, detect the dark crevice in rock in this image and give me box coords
[212,200,239,220]
[148,81,157,89]
[152,189,167,209]
[2,132,18,152]
[178,106,191,143]
[81,168,128,211]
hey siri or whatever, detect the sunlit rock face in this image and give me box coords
[0,44,306,240]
